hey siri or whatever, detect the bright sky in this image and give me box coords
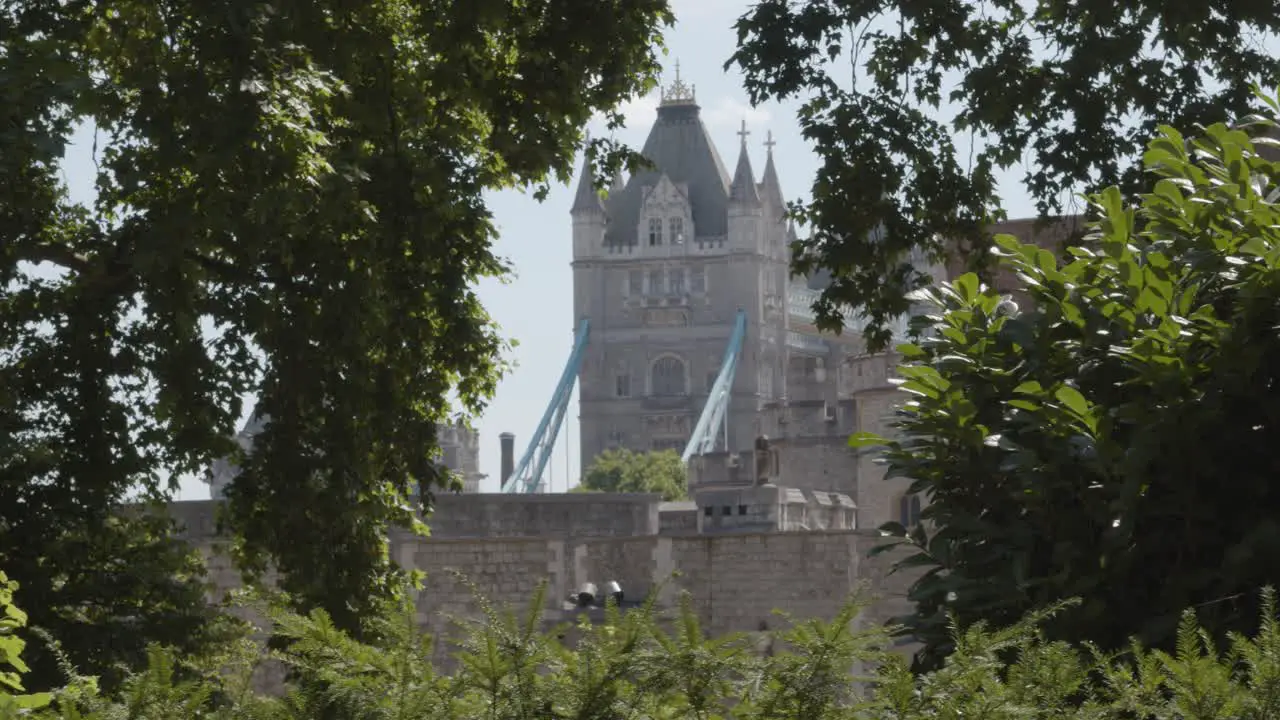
[55,0,1044,499]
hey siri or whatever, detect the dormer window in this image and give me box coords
[668,217,684,245]
[648,217,663,246]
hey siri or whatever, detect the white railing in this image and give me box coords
[787,286,858,324]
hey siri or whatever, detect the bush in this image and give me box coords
[855,93,1280,670]
[0,571,51,715]
[6,571,1280,719]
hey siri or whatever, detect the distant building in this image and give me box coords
[568,69,946,526]
[206,415,483,499]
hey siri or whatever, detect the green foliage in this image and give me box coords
[575,449,688,501]
[12,578,1280,719]
[1,0,674,676]
[859,99,1280,669]
[1,504,242,693]
[728,0,1280,349]
[0,571,53,715]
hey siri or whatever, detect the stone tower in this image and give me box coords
[571,70,792,470]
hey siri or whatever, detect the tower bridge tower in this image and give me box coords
[570,68,793,470]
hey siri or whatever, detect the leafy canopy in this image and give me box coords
[729,0,1280,349]
[855,97,1280,670]
[576,449,688,501]
[1,0,673,679]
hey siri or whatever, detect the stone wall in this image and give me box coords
[694,484,856,534]
[392,529,914,667]
[172,500,918,676]
[423,492,662,538]
[658,501,698,535]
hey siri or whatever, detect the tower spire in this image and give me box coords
[729,119,760,205]
[570,134,605,215]
[660,60,697,106]
[759,129,784,216]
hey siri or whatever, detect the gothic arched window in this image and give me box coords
[650,355,687,396]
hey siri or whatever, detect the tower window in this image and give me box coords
[628,270,642,295]
[706,369,719,393]
[648,217,663,246]
[615,373,631,398]
[668,268,685,295]
[651,355,687,396]
[691,267,706,294]
[669,217,684,245]
[648,269,664,295]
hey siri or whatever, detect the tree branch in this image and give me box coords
[13,243,94,275]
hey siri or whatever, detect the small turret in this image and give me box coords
[758,131,785,219]
[728,120,764,254]
[728,120,761,207]
[570,143,607,216]
[571,139,608,260]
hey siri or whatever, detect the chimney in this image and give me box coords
[499,432,515,486]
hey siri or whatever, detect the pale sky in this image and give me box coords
[55,0,1044,499]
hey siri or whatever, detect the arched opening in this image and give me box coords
[650,355,687,396]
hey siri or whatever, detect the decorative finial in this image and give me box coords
[763,130,776,153]
[659,60,696,106]
[737,119,751,145]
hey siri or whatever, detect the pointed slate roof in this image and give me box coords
[602,100,731,246]
[570,148,606,215]
[759,133,785,213]
[729,135,760,206]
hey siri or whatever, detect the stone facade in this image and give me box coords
[571,83,811,468]
[170,495,919,677]
[566,76,951,532]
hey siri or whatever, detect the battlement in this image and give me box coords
[169,494,667,543]
[693,483,855,534]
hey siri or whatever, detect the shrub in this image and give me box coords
[0,570,52,715]
[6,573,1280,719]
[855,91,1280,670]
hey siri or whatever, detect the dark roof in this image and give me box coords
[602,102,731,246]
[729,141,761,205]
[759,150,785,212]
[570,150,606,214]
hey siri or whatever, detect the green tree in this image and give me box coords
[576,449,688,501]
[1,0,672,687]
[729,0,1280,349]
[855,101,1280,669]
